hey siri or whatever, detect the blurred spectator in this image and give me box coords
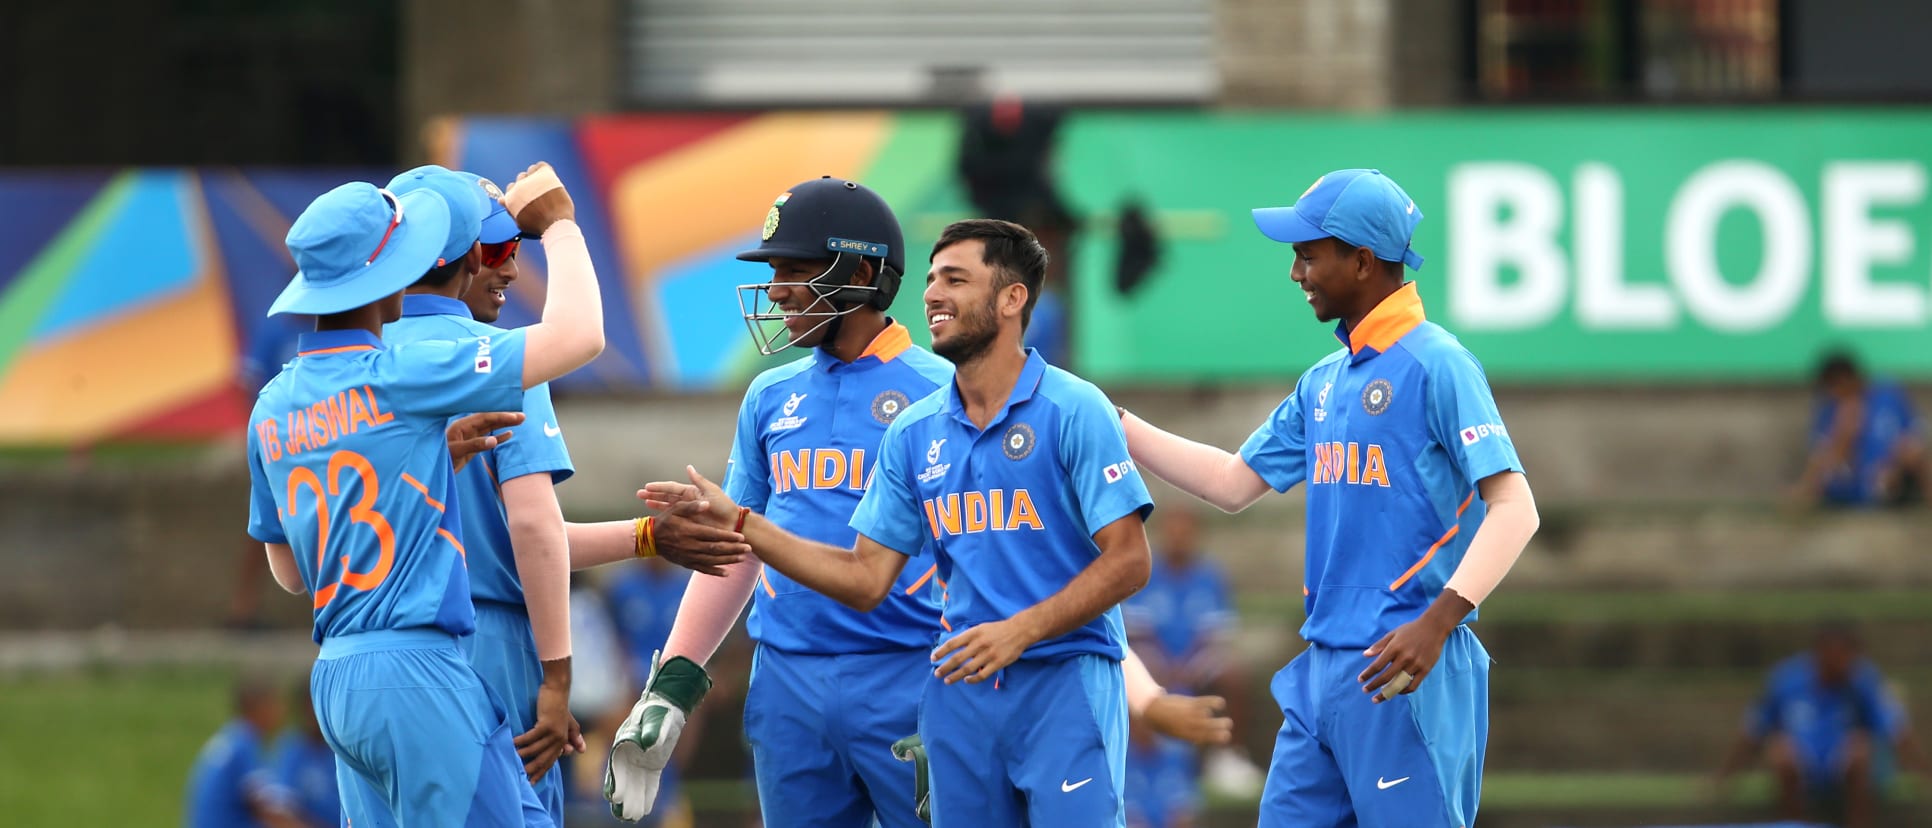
[184,675,309,828]
[267,682,338,828]
[1126,718,1201,828]
[226,313,312,630]
[1123,506,1263,803]
[956,91,1076,367]
[1713,623,1932,828]
[1792,349,1928,510]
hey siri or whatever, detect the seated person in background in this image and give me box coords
[1124,506,1263,802]
[1793,349,1928,509]
[1714,623,1932,828]
[268,683,338,828]
[184,675,309,828]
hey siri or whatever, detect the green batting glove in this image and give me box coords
[890,733,932,824]
[605,653,712,822]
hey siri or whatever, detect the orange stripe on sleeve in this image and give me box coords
[297,345,377,357]
[399,473,445,512]
[760,571,777,598]
[1389,491,1476,591]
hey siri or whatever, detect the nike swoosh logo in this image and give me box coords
[1377,776,1410,790]
[1060,778,1092,793]
[543,423,561,437]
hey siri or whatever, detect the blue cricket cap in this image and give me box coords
[269,182,452,317]
[453,171,521,244]
[387,165,490,265]
[1252,169,1425,270]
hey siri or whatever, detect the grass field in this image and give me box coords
[0,665,1848,828]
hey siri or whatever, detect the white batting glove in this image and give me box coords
[604,652,712,822]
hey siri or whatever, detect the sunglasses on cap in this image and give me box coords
[480,238,519,269]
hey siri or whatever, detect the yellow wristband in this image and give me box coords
[633,516,658,559]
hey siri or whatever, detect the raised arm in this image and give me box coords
[502,163,605,388]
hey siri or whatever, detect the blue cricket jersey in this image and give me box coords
[725,322,955,654]
[1123,555,1235,662]
[1750,654,1905,754]
[608,564,692,683]
[246,327,528,642]
[850,348,1155,662]
[184,719,281,828]
[1811,381,1922,506]
[385,294,576,608]
[1239,283,1523,650]
[268,731,341,828]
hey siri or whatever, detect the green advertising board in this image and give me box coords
[1059,109,1932,383]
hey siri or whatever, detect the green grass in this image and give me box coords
[0,668,234,827]
[1,667,1916,823]
[1239,589,1932,625]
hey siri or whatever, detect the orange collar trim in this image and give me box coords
[859,321,912,363]
[1345,282,1426,355]
[297,345,377,357]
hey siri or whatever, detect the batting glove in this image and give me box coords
[890,733,932,825]
[605,653,712,822]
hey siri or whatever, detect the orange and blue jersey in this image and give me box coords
[245,326,527,642]
[851,347,1155,662]
[384,294,575,607]
[724,320,954,654]
[1239,283,1523,650]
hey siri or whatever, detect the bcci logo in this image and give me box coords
[1361,379,1393,416]
[872,390,910,424]
[783,392,806,416]
[762,191,790,241]
[927,438,946,464]
[1002,423,1036,461]
[477,177,505,202]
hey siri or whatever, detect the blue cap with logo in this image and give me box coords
[387,165,490,265]
[1251,169,1425,270]
[452,171,521,244]
[269,182,452,317]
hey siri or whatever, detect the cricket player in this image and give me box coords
[605,176,953,827]
[373,164,580,825]
[1118,169,1541,828]
[636,218,1154,827]
[345,166,750,828]
[245,161,604,825]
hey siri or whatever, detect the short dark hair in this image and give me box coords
[1815,348,1861,387]
[1330,237,1403,281]
[932,219,1049,329]
[411,258,466,290]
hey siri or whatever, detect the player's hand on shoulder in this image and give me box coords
[502,161,576,236]
[445,411,525,472]
[1142,693,1234,746]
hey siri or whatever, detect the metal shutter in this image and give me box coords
[625,0,1216,105]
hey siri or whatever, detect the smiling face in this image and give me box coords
[924,239,1010,365]
[1289,237,1366,323]
[462,247,518,323]
[762,256,863,351]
